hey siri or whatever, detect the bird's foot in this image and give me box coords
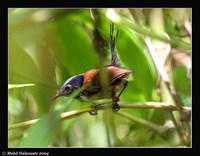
[112,103,120,112]
[89,104,98,116]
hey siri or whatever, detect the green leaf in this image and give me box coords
[117,27,157,101]
[19,111,60,147]
[54,17,98,76]
[173,66,191,106]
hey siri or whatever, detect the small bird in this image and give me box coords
[52,23,133,115]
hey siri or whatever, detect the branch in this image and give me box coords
[144,36,191,145]
[8,102,191,130]
[120,102,190,113]
[116,111,169,137]
[105,10,190,50]
[144,37,190,122]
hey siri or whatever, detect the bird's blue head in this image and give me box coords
[52,74,84,100]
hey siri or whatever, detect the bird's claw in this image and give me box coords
[89,104,98,116]
[112,103,120,112]
[89,102,120,115]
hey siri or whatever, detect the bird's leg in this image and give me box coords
[89,80,129,115]
[111,94,120,112]
[117,80,128,98]
[111,80,129,112]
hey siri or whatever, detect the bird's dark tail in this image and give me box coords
[110,23,120,67]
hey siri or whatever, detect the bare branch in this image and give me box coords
[8,102,191,130]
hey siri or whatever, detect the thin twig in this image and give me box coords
[144,37,187,114]
[168,111,186,144]
[116,111,169,137]
[144,36,190,145]
[8,102,191,130]
[106,12,190,50]
[8,119,39,130]
[119,102,190,113]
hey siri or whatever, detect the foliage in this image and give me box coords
[8,8,191,147]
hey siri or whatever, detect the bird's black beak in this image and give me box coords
[51,92,62,101]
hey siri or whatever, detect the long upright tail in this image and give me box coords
[110,23,120,67]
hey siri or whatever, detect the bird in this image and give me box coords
[52,23,133,115]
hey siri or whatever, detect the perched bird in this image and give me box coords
[52,23,133,115]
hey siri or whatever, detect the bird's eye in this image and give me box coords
[62,84,73,95]
[65,85,72,90]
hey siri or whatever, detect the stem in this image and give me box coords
[144,36,190,145]
[146,36,184,108]
[60,108,93,120]
[106,12,190,50]
[8,119,39,130]
[8,102,191,130]
[168,111,187,145]
[120,102,190,112]
[116,111,168,137]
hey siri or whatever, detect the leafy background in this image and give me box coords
[8,8,191,147]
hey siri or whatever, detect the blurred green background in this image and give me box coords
[8,8,191,147]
